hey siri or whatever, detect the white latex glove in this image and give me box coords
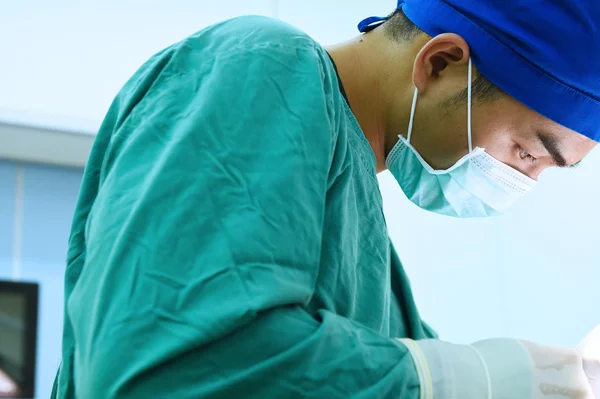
[519,340,593,399]
[579,326,600,398]
[398,337,593,399]
[584,360,599,398]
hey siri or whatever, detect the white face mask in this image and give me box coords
[386,58,537,218]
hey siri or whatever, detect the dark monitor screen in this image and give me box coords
[0,281,39,399]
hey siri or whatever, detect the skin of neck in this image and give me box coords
[326,28,430,173]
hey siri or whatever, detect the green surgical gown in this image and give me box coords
[52,16,437,399]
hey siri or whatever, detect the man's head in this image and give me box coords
[378,9,595,180]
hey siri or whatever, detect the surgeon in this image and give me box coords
[52,0,600,398]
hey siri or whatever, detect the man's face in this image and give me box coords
[410,91,596,180]
[401,33,597,179]
[471,96,596,180]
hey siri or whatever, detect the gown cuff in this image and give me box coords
[398,338,529,399]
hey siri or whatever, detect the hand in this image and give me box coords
[406,337,594,399]
[579,326,600,398]
[583,359,599,397]
[520,340,593,399]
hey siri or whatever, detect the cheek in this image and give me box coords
[436,112,476,168]
[478,134,515,163]
[471,114,515,161]
[470,114,535,173]
[470,100,522,149]
[412,108,469,169]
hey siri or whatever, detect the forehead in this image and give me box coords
[529,111,597,165]
[503,95,596,148]
[543,123,596,166]
[534,110,596,155]
[477,94,597,166]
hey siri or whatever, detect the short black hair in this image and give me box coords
[383,8,424,42]
[383,8,504,104]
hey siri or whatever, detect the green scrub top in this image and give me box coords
[52,16,436,399]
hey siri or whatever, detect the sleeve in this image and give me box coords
[399,338,532,399]
[66,39,423,399]
[402,337,599,399]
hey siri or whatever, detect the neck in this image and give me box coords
[326,29,419,172]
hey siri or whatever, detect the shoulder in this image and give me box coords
[177,16,331,78]
[143,16,345,158]
[176,15,343,118]
[195,15,319,51]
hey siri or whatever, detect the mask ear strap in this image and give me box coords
[407,88,419,143]
[467,57,473,153]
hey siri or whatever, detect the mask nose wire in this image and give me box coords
[467,57,473,153]
[406,88,419,144]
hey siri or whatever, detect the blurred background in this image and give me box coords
[1,1,599,397]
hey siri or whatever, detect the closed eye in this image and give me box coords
[518,147,537,163]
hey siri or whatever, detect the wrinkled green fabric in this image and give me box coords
[52,16,436,399]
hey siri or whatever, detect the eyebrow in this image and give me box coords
[536,132,575,168]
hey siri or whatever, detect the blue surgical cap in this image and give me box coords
[359,0,600,142]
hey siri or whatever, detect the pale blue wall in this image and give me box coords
[0,161,83,399]
[380,157,600,346]
[0,161,16,278]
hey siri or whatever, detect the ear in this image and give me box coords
[412,33,470,92]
